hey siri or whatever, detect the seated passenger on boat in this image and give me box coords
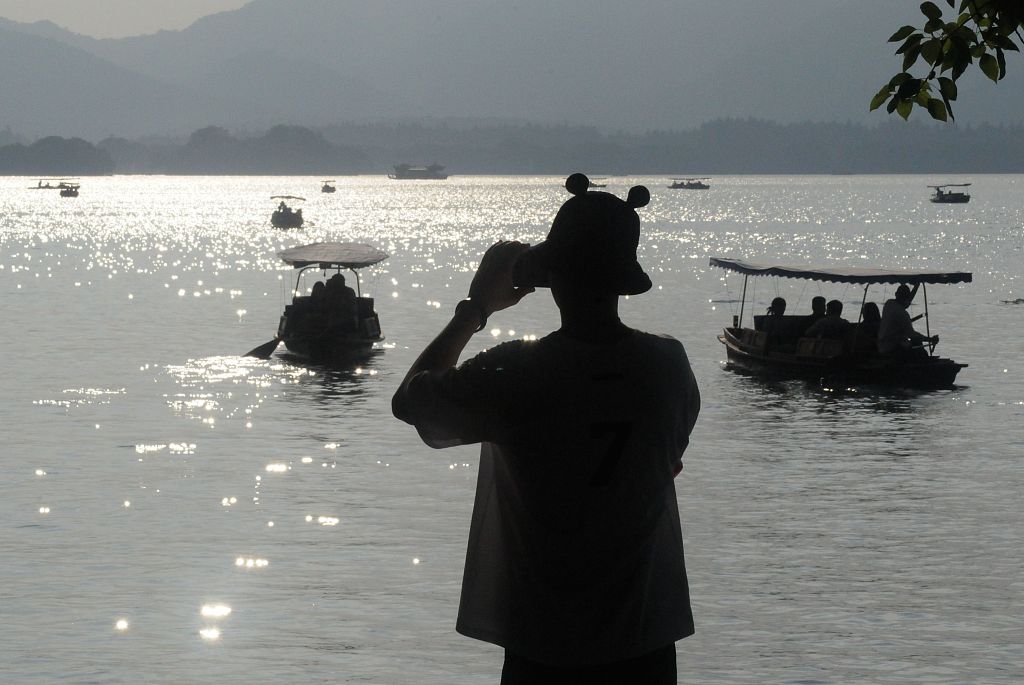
[804,299,850,339]
[802,296,826,333]
[878,284,938,359]
[849,301,881,355]
[325,273,358,332]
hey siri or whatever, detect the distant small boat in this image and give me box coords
[929,183,970,203]
[589,177,608,188]
[669,177,710,190]
[271,195,305,228]
[59,182,80,198]
[388,163,448,180]
[321,180,336,193]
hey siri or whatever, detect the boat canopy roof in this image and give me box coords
[271,195,306,201]
[710,257,972,285]
[279,242,389,269]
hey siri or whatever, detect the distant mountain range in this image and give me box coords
[2,0,1023,140]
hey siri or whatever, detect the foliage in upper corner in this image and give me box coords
[872,0,1024,121]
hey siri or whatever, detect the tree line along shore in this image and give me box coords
[3,118,1024,176]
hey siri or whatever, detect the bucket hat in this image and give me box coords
[514,173,652,295]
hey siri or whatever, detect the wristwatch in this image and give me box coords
[456,298,489,332]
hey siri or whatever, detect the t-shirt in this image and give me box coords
[396,329,700,666]
[878,299,915,353]
[804,315,850,340]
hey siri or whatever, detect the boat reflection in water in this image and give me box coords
[711,257,972,389]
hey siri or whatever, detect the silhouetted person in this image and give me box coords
[325,273,357,332]
[808,296,826,320]
[802,295,826,335]
[878,283,937,360]
[392,173,700,684]
[278,201,287,212]
[805,299,850,339]
[762,296,787,347]
[850,301,881,355]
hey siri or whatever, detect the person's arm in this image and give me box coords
[392,241,532,423]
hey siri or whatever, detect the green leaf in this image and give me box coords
[979,52,999,81]
[925,18,945,33]
[896,34,923,54]
[896,78,923,100]
[870,86,893,111]
[916,87,931,106]
[938,76,958,100]
[886,96,900,114]
[888,25,918,42]
[927,98,948,121]
[903,43,923,70]
[920,1,943,21]
[889,72,914,88]
[897,98,914,120]
[997,47,1006,79]
[921,37,944,64]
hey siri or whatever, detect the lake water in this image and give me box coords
[1,175,1022,684]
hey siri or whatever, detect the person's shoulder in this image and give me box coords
[631,330,692,361]
[459,338,535,371]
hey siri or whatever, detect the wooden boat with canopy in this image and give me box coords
[271,195,305,228]
[710,257,972,388]
[929,184,971,203]
[272,242,388,363]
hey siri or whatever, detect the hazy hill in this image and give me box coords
[0,26,235,137]
[2,1,1023,139]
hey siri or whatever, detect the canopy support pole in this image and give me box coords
[738,275,748,329]
[350,268,362,298]
[923,283,933,356]
[849,284,870,351]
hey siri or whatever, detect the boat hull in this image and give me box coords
[271,210,304,228]
[718,327,965,389]
[931,195,969,203]
[277,302,382,365]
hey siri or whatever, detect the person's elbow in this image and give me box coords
[391,385,414,424]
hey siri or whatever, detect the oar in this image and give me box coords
[245,337,280,359]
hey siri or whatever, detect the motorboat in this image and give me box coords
[58,182,80,197]
[669,177,710,189]
[321,180,336,193]
[388,163,448,180]
[710,257,972,389]
[271,195,305,228]
[272,242,388,364]
[929,184,970,203]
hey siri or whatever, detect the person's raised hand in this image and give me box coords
[468,241,534,316]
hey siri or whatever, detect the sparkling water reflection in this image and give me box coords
[1,175,1022,683]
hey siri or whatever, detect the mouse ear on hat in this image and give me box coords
[565,173,590,196]
[626,185,650,209]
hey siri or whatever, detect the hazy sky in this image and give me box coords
[0,0,250,38]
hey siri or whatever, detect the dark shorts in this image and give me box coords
[500,644,677,685]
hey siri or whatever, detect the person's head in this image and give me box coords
[311,280,326,298]
[513,173,651,309]
[811,296,826,315]
[825,299,843,317]
[895,284,913,307]
[768,297,786,316]
[862,301,880,323]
